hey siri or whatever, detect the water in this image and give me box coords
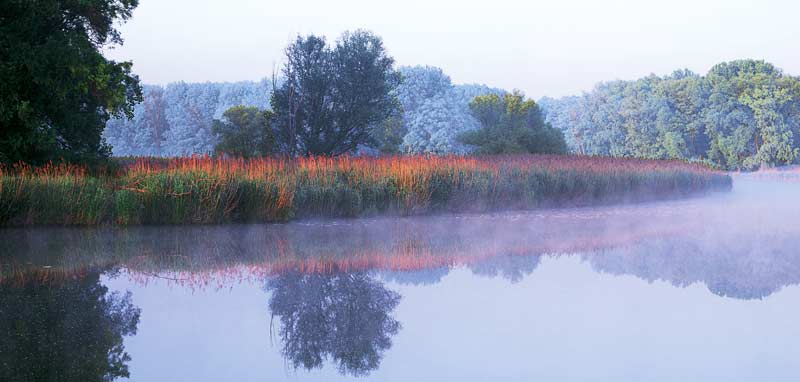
[2,179,800,381]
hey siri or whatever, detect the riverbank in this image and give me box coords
[0,155,731,226]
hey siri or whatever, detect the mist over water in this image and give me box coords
[2,179,800,381]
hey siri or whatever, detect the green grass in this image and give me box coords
[0,155,732,226]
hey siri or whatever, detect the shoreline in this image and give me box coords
[0,154,732,227]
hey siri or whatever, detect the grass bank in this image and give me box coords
[0,155,731,226]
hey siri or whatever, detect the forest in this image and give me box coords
[541,60,800,170]
[104,60,800,170]
[103,66,505,157]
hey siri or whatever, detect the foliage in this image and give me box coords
[541,59,800,170]
[458,92,567,154]
[0,155,731,226]
[104,80,273,156]
[104,66,502,157]
[396,66,505,153]
[0,0,142,165]
[267,271,401,376]
[0,271,140,382]
[212,106,274,158]
[271,30,402,156]
[367,112,407,155]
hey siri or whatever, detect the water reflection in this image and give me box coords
[2,181,800,379]
[267,271,401,376]
[468,253,542,283]
[587,232,800,299]
[0,197,695,286]
[0,270,140,382]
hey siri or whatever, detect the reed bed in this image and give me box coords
[0,154,731,226]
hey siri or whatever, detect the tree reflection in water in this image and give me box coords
[266,271,401,376]
[587,232,800,300]
[468,253,542,283]
[0,271,140,382]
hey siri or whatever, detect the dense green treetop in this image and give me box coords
[458,91,567,154]
[0,0,142,165]
[541,59,800,170]
[212,106,274,158]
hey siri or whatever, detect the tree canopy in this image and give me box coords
[212,106,274,157]
[458,92,567,154]
[541,59,800,170]
[271,30,402,156]
[0,0,142,165]
[103,66,500,156]
[0,272,140,382]
[102,58,800,169]
[267,271,401,376]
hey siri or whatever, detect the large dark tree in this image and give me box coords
[0,0,142,165]
[271,30,402,156]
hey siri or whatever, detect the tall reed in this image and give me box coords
[0,154,732,226]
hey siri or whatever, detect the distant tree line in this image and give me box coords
[104,62,562,158]
[104,80,272,156]
[103,67,518,157]
[540,59,800,170]
[112,58,800,169]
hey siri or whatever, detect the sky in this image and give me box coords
[104,0,800,99]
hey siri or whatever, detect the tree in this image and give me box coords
[704,60,800,169]
[104,80,273,156]
[104,66,507,156]
[370,112,407,154]
[0,271,140,382]
[212,106,274,157]
[541,60,800,169]
[396,66,505,153]
[139,86,169,155]
[0,0,142,165]
[267,271,401,376]
[271,30,402,156]
[458,91,567,154]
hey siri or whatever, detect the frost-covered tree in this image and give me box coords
[162,82,220,155]
[396,66,505,153]
[105,66,507,156]
[104,85,167,156]
[103,80,271,156]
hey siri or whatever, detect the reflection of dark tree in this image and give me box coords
[0,271,140,382]
[469,254,542,283]
[266,271,401,376]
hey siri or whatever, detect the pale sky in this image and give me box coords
[104,0,800,98]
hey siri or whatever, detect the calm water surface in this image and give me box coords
[2,180,800,381]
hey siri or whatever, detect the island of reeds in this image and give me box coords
[0,155,731,226]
